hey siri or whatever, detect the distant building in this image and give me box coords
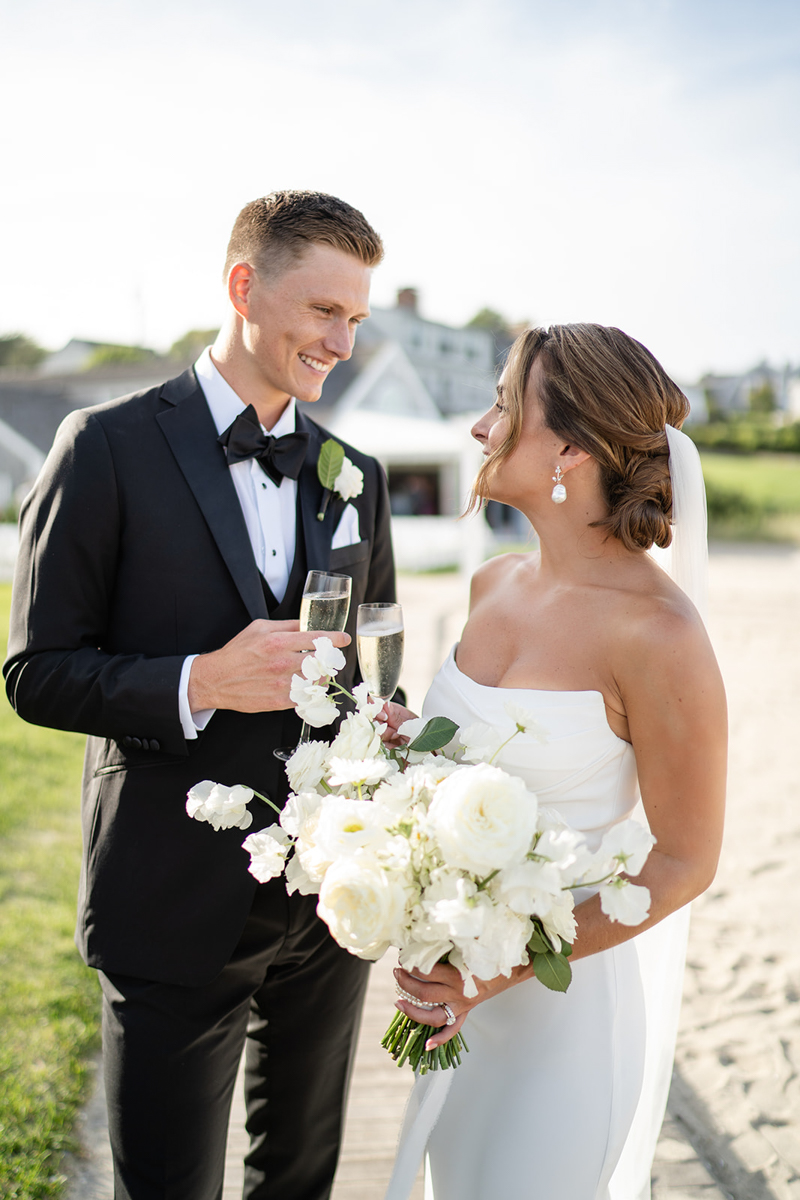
[700,361,800,419]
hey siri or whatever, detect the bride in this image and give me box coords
[381,324,727,1200]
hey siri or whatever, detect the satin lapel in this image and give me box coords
[156,374,268,621]
[296,410,341,574]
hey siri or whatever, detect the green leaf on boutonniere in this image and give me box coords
[406,716,459,754]
[317,439,345,490]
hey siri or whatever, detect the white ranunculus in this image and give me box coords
[286,741,329,795]
[311,636,347,675]
[289,676,339,727]
[599,878,652,925]
[329,710,384,760]
[595,820,656,878]
[492,859,564,916]
[313,797,390,859]
[327,756,393,789]
[242,825,292,882]
[458,721,511,764]
[317,857,407,958]
[334,456,364,502]
[186,780,254,831]
[427,762,539,875]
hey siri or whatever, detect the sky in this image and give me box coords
[1,0,798,381]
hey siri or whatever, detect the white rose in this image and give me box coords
[599,878,651,925]
[329,710,384,760]
[286,741,329,794]
[289,676,339,727]
[427,762,538,875]
[317,857,407,958]
[186,781,254,831]
[242,825,292,882]
[334,457,364,501]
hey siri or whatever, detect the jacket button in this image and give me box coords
[130,737,142,749]
[122,736,133,747]
[149,739,160,752]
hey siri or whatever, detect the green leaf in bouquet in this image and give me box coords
[532,950,572,993]
[317,439,346,489]
[526,927,552,956]
[406,716,459,754]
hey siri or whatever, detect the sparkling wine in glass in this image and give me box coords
[356,603,404,702]
[274,571,352,762]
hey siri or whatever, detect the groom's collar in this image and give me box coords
[193,347,297,438]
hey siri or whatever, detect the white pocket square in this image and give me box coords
[331,503,360,550]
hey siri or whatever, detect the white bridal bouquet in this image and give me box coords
[187,638,655,1073]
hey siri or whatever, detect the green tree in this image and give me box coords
[83,344,156,369]
[465,308,513,339]
[0,333,47,368]
[748,381,777,414]
[169,329,220,362]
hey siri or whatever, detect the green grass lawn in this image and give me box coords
[700,451,800,542]
[0,584,100,1199]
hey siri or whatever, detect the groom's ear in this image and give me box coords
[227,262,256,320]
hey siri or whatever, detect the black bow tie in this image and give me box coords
[218,405,309,486]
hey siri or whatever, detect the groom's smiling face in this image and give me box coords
[236,242,372,408]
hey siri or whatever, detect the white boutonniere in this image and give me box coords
[317,439,364,521]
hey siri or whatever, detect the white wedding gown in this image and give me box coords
[385,646,689,1200]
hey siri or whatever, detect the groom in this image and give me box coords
[4,191,397,1199]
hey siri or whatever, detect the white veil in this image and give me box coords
[609,423,709,1200]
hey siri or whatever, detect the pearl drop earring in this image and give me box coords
[551,466,567,504]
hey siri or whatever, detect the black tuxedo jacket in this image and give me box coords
[4,368,398,986]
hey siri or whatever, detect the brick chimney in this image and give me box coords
[396,287,419,313]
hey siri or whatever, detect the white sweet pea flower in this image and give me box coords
[426,878,489,941]
[186,781,254,831]
[314,797,390,859]
[538,890,578,950]
[373,772,416,815]
[311,636,347,675]
[286,741,329,795]
[599,878,652,925]
[427,762,539,875]
[334,457,364,502]
[352,682,386,719]
[329,710,384,759]
[317,856,407,959]
[492,859,564,916]
[458,721,511,764]
[595,820,656,878]
[289,676,339,727]
[456,904,532,982]
[399,938,456,977]
[279,791,323,837]
[503,701,548,742]
[242,825,292,882]
[327,756,393,789]
[397,717,428,743]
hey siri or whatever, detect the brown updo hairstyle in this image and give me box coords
[471,324,690,551]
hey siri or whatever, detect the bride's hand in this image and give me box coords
[393,958,534,1051]
[379,701,418,748]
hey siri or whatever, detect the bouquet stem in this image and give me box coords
[381,1010,469,1074]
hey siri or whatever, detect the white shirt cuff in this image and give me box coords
[179,655,215,740]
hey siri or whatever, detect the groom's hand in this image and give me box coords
[187,620,350,714]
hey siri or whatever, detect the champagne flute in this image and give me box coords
[274,571,352,762]
[356,603,404,703]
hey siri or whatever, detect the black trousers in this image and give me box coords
[99,879,371,1200]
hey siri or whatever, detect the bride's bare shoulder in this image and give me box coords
[469,552,534,606]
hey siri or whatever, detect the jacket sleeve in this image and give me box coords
[3,410,188,755]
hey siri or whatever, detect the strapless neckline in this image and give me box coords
[448,647,630,746]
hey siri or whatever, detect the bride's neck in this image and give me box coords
[525,507,635,583]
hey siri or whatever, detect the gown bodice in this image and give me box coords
[423,646,640,852]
